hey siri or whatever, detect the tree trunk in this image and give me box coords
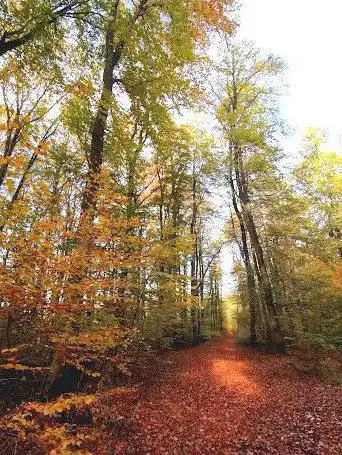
[233,145,282,350]
[0,128,21,189]
[190,169,200,343]
[80,0,123,219]
[229,169,257,347]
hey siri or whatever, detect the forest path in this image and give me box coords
[109,334,341,455]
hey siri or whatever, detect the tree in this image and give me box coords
[0,0,89,57]
[216,39,285,349]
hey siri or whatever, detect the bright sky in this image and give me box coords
[238,0,342,155]
[221,0,342,295]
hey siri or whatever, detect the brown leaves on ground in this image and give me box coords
[2,334,341,454]
[104,334,341,455]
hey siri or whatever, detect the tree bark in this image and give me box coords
[80,0,123,218]
[0,128,21,189]
[228,156,257,347]
[235,151,282,349]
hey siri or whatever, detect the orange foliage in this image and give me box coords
[332,263,342,290]
[190,0,235,40]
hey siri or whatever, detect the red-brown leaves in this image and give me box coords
[1,335,341,454]
[107,334,342,454]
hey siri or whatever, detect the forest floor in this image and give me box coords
[103,333,342,455]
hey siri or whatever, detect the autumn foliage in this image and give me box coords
[0,1,341,454]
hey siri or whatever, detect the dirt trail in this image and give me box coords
[109,334,341,455]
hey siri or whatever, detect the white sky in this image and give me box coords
[238,0,342,155]
[220,0,342,295]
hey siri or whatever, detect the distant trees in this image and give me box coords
[215,40,285,349]
[215,41,341,351]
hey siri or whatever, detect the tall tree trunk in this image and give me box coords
[228,168,257,347]
[80,0,149,219]
[233,146,282,349]
[67,1,123,306]
[190,168,200,342]
[80,0,123,219]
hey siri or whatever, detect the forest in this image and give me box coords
[0,1,341,454]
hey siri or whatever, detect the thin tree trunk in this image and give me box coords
[228,169,257,347]
[233,145,282,349]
